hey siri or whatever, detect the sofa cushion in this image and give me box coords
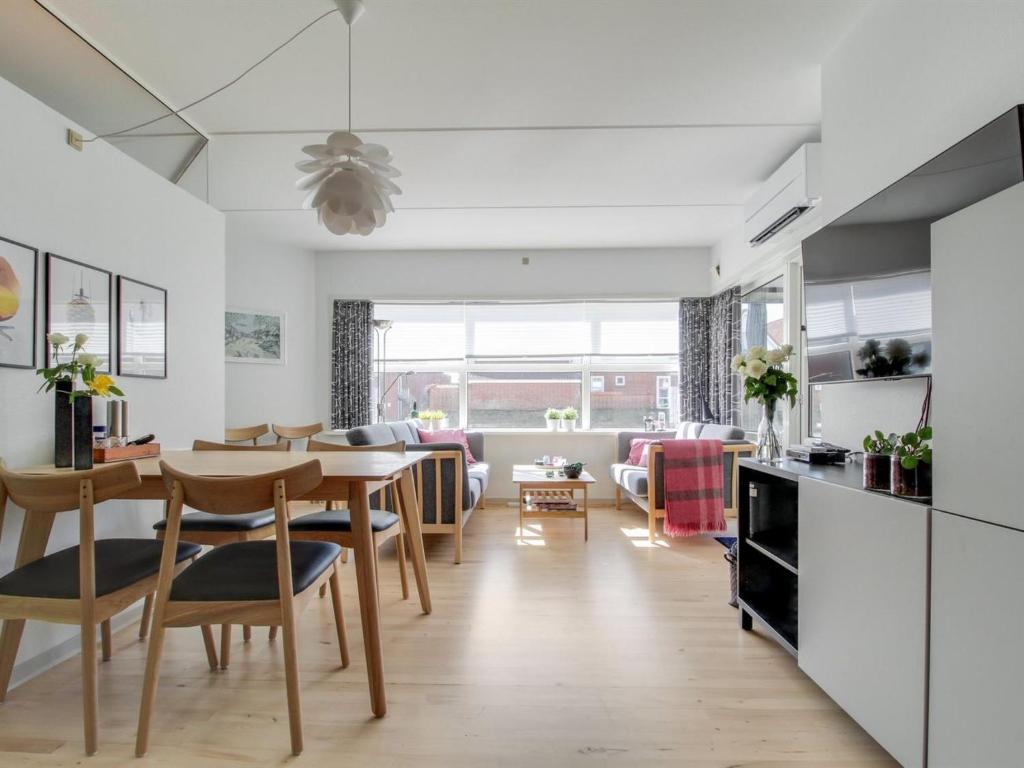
[610,463,649,498]
[418,428,477,463]
[701,423,746,440]
[626,438,659,466]
[616,430,674,463]
[468,462,490,494]
[346,422,397,446]
[388,421,419,445]
[675,421,704,439]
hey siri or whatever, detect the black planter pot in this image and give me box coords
[73,396,93,470]
[891,456,932,499]
[54,380,73,468]
[863,453,892,492]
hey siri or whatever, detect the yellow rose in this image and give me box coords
[89,374,115,397]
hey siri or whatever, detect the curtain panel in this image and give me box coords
[679,287,741,425]
[330,300,374,430]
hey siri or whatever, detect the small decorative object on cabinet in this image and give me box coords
[544,408,561,431]
[561,407,578,432]
[733,344,798,462]
[0,235,38,369]
[862,430,897,492]
[892,425,933,499]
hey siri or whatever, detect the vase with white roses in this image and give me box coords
[731,344,798,462]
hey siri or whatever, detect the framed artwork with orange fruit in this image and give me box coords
[0,235,38,369]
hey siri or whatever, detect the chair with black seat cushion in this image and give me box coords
[224,423,270,445]
[140,438,291,661]
[0,460,206,756]
[135,459,346,758]
[290,439,409,601]
[272,422,323,450]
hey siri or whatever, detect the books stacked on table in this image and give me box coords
[531,499,578,511]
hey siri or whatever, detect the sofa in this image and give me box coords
[346,420,487,563]
[610,421,755,541]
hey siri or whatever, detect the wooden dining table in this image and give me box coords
[2,449,433,718]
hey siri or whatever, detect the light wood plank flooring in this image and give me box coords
[0,502,896,766]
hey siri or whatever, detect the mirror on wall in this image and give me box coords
[739,276,785,433]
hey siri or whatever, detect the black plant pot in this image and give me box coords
[73,396,93,470]
[862,453,891,492]
[54,380,73,468]
[891,456,932,499]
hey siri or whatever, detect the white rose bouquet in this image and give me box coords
[732,344,798,410]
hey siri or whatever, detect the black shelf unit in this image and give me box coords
[738,461,800,656]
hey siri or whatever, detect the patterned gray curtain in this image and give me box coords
[678,287,741,425]
[330,300,373,429]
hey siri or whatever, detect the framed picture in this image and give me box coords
[0,236,38,369]
[225,308,285,364]
[45,253,112,372]
[117,276,167,379]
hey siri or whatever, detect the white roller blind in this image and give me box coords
[374,303,465,361]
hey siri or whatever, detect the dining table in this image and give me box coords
[0,449,433,718]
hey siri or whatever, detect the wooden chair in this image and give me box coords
[135,459,347,758]
[224,423,270,445]
[140,438,290,661]
[272,422,323,450]
[0,461,206,755]
[290,439,409,602]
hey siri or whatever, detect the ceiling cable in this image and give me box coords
[83,7,340,142]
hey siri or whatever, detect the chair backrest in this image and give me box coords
[224,423,269,445]
[308,438,405,453]
[0,461,141,514]
[159,459,323,516]
[193,439,289,452]
[272,422,323,449]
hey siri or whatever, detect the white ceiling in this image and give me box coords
[41,0,869,251]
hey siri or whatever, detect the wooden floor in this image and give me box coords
[0,502,896,766]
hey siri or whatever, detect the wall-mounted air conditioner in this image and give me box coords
[745,143,821,246]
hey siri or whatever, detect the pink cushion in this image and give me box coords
[417,428,477,464]
[626,438,659,466]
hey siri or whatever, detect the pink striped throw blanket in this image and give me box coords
[662,439,725,537]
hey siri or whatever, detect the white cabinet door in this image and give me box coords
[798,478,928,768]
[929,510,1024,767]
[931,182,1024,529]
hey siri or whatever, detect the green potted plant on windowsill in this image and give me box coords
[561,407,578,432]
[418,409,448,431]
[544,408,561,431]
[862,430,897,492]
[892,425,933,498]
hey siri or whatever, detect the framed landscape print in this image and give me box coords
[0,236,38,369]
[118,276,167,378]
[225,308,285,364]
[45,253,112,372]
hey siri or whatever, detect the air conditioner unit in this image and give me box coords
[744,143,821,246]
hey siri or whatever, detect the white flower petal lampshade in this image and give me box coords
[295,130,401,236]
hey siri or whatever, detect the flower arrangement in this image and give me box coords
[560,407,578,421]
[36,333,124,401]
[731,344,798,409]
[418,409,446,421]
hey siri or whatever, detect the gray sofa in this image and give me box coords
[610,421,754,540]
[346,420,487,563]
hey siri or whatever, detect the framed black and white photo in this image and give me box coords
[0,236,38,369]
[118,276,167,378]
[225,308,285,364]
[45,253,112,372]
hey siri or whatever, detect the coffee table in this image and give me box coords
[513,464,595,541]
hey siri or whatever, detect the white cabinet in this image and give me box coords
[931,182,1024,530]
[929,511,1024,767]
[798,478,928,768]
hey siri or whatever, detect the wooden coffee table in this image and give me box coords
[513,464,595,541]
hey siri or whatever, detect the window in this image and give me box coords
[374,301,679,429]
[740,276,785,433]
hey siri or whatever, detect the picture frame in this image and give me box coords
[45,253,112,372]
[0,235,39,369]
[225,307,285,364]
[117,275,167,379]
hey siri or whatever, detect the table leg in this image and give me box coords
[584,485,589,541]
[0,512,56,699]
[395,469,431,614]
[518,486,523,541]
[349,481,386,717]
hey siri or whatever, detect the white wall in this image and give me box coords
[225,219,317,433]
[0,75,225,685]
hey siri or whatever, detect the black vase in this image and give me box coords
[891,455,932,499]
[862,453,891,492]
[73,396,93,470]
[54,380,73,468]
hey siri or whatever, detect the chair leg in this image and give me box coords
[281,609,303,755]
[135,619,168,757]
[101,619,112,662]
[200,625,219,671]
[243,625,252,643]
[269,625,278,641]
[219,624,231,670]
[328,566,349,668]
[615,485,622,510]
[648,511,657,543]
[81,621,99,755]
[454,514,463,564]
[340,547,349,564]
[319,583,327,599]
[139,593,154,640]
[396,533,409,600]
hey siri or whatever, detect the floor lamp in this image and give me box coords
[373,319,392,423]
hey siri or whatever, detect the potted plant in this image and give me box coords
[862,430,897,492]
[544,408,561,431]
[892,425,933,498]
[561,407,578,432]
[732,344,798,462]
[418,409,447,431]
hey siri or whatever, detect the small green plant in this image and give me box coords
[863,430,898,455]
[561,407,578,421]
[418,409,446,421]
[894,425,933,469]
[544,408,562,421]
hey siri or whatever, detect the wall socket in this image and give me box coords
[522,256,530,265]
[66,129,83,151]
